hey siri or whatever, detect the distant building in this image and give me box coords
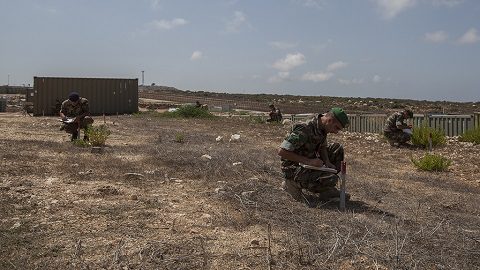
[32,77,138,116]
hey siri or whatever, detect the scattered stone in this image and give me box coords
[78,170,93,175]
[130,195,138,200]
[10,222,21,230]
[215,187,226,194]
[124,173,145,179]
[232,162,242,166]
[241,191,254,197]
[215,136,223,142]
[229,134,241,142]
[250,239,260,246]
[45,177,58,185]
[201,213,212,219]
[201,154,212,160]
[282,119,293,125]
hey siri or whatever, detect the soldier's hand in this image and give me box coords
[306,158,324,167]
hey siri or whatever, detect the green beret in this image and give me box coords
[330,107,349,128]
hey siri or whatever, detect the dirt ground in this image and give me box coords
[1,112,479,269]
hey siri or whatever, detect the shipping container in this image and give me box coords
[32,77,138,116]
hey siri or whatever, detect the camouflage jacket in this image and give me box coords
[269,109,282,121]
[60,98,90,118]
[384,112,408,132]
[280,114,327,169]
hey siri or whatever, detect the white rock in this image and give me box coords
[232,162,242,166]
[215,136,223,142]
[282,119,293,125]
[10,222,21,230]
[241,191,254,197]
[229,134,241,142]
[215,187,226,194]
[201,213,212,219]
[201,154,212,160]
[45,177,58,185]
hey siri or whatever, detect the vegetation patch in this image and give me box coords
[174,132,185,143]
[162,105,215,119]
[459,127,480,144]
[411,153,452,171]
[72,138,89,147]
[86,125,111,146]
[411,125,446,148]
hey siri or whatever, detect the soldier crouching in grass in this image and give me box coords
[384,109,414,147]
[278,108,350,203]
[59,92,94,141]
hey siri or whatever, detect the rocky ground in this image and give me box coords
[1,111,479,269]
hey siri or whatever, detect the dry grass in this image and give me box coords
[1,112,480,269]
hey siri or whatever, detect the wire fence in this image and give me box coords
[139,91,480,137]
[140,92,326,114]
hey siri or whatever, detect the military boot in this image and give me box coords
[71,132,79,141]
[282,179,303,202]
[317,187,351,201]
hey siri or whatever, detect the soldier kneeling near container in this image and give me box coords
[384,109,414,147]
[59,92,94,141]
[278,108,350,202]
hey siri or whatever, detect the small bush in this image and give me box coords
[249,115,266,124]
[174,132,185,143]
[72,139,89,147]
[411,125,446,148]
[411,153,451,172]
[459,127,480,144]
[86,125,111,147]
[162,105,214,119]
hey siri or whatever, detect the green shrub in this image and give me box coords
[411,153,451,172]
[411,125,446,148]
[162,105,214,118]
[86,125,111,147]
[174,132,185,143]
[249,115,266,124]
[459,127,480,144]
[72,139,89,147]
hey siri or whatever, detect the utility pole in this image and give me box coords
[7,74,10,86]
[141,71,144,86]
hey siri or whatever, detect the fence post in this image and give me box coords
[475,112,480,129]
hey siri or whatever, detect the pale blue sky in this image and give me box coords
[1,0,479,101]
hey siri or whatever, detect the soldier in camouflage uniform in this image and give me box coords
[267,104,283,122]
[278,108,350,202]
[59,92,94,141]
[384,109,413,147]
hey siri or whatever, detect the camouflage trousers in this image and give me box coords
[62,116,94,134]
[282,143,344,193]
[384,130,411,144]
